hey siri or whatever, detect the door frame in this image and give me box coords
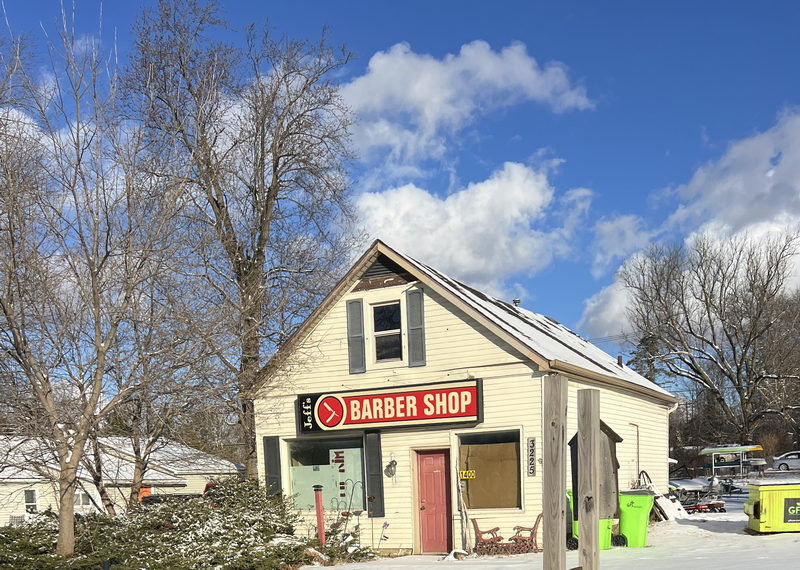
[413,448,453,554]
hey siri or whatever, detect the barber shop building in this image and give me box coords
[253,240,676,554]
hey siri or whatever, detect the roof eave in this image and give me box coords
[548,359,679,405]
[249,240,388,396]
[373,244,554,370]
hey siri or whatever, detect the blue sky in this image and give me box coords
[7,1,800,350]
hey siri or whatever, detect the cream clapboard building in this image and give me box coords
[254,240,676,554]
[1,437,241,525]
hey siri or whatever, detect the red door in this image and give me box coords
[417,450,452,553]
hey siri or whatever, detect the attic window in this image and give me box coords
[373,302,402,361]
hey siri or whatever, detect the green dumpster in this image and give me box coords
[618,490,655,547]
[566,490,613,549]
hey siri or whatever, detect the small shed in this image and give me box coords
[568,421,623,520]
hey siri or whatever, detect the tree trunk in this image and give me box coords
[240,270,263,481]
[240,398,258,480]
[89,438,117,516]
[56,469,77,556]
[128,460,145,508]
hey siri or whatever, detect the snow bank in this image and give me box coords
[299,496,800,569]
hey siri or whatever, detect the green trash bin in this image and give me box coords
[566,490,613,549]
[618,490,655,547]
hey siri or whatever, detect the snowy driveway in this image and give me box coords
[302,496,799,569]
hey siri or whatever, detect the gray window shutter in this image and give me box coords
[364,431,385,517]
[262,436,282,494]
[406,290,426,367]
[346,299,366,374]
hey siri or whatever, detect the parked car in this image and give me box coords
[140,493,202,505]
[140,483,216,505]
[772,451,800,471]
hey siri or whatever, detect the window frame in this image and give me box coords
[455,428,524,511]
[371,300,403,363]
[23,489,37,514]
[74,490,93,508]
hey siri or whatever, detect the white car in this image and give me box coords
[772,451,800,471]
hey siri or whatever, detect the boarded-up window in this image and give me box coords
[459,431,521,509]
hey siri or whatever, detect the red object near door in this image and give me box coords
[417,450,452,553]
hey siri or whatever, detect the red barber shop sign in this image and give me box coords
[297,379,483,432]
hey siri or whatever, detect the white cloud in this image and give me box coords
[591,214,655,277]
[577,279,632,341]
[666,112,800,235]
[343,40,593,179]
[357,161,592,295]
[579,112,800,339]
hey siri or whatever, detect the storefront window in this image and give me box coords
[289,438,365,511]
[458,430,521,508]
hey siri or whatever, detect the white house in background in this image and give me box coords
[252,240,677,555]
[99,437,245,498]
[0,437,242,525]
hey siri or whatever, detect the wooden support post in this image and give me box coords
[578,389,601,570]
[543,374,568,570]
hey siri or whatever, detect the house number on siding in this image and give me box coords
[527,437,536,476]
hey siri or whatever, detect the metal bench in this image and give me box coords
[471,514,543,555]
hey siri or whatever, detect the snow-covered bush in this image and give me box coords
[0,512,60,569]
[2,478,374,569]
[75,478,308,568]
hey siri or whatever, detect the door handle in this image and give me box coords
[419,505,426,510]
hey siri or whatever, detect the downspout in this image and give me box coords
[629,423,640,479]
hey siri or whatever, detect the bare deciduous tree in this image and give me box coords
[1,0,358,555]
[125,0,357,478]
[0,11,187,553]
[623,232,800,444]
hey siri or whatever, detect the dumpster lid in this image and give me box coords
[748,478,800,487]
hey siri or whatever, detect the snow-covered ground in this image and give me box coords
[303,494,800,569]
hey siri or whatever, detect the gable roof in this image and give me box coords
[0,436,184,486]
[99,438,243,476]
[256,240,676,404]
[0,436,240,485]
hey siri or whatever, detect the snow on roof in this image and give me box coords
[100,437,242,476]
[0,437,57,482]
[1,436,238,484]
[0,464,43,482]
[0,436,186,485]
[92,451,186,486]
[391,246,674,400]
